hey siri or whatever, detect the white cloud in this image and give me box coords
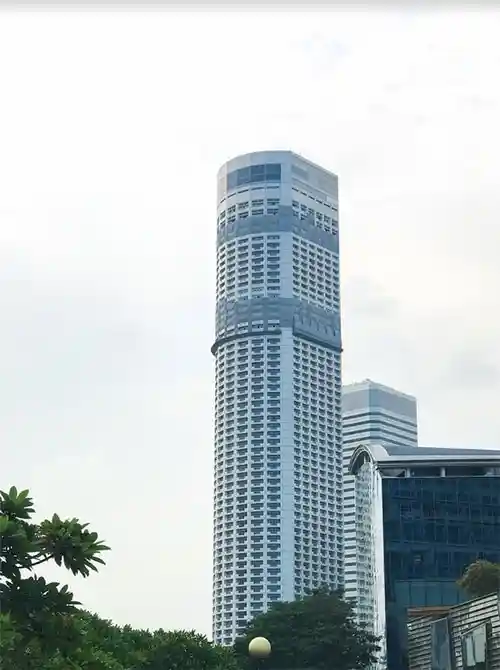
[1,9,500,634]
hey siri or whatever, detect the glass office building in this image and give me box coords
[342,380,418,623]
[212,151,343,644]
[349,444,500,670]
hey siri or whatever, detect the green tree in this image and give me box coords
[0,612,22,658]
[458,560,500,599]
[0,485,238,670]
[37,615,239,670]
[234,587,380,670]
[0,486,109,668]
[71,612,151,669]
[137,629,239,670]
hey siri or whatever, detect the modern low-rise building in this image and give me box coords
[348,443,500,670]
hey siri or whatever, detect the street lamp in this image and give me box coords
[248,637,271,659]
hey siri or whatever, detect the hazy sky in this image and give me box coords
[2,8,500,636]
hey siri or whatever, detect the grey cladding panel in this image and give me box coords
[370,388,417,420]
[291,162,338,198]
[217,207,339,253]
[214,297,341,352]
[342,389,370,414]
[343,388,416,419]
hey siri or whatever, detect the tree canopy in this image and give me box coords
[0,485,110,668]
[457,559,500,599]
[234,587,380,670]
[36,614,239,670]
[0,485,238,670]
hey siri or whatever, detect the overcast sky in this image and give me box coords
[1,8,500,636]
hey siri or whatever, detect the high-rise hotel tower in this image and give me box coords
[212,151,343,644]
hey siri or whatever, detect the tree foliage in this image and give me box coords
[0,485,109,667]
[29,614,239,670]
[137,629,239,670]
[234,587,380,670]
[457,560,500,599]
[0,485,238,670]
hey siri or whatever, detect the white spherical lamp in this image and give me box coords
[248,636,271,658]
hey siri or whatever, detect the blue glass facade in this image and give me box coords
[382,476,500,670]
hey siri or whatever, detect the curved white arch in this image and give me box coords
[348,443,389,475]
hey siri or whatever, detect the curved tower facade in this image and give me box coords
[212,151,343,644]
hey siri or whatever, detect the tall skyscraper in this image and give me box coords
[342,380,418,624]
[212,151,343,644]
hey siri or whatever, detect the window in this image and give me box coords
[430,618,452,670]
[462,624,487,670]
[227,163,282,189]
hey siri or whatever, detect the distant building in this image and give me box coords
[342,381,418,620]
[349,443,500,670]
[408,592,500,670]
